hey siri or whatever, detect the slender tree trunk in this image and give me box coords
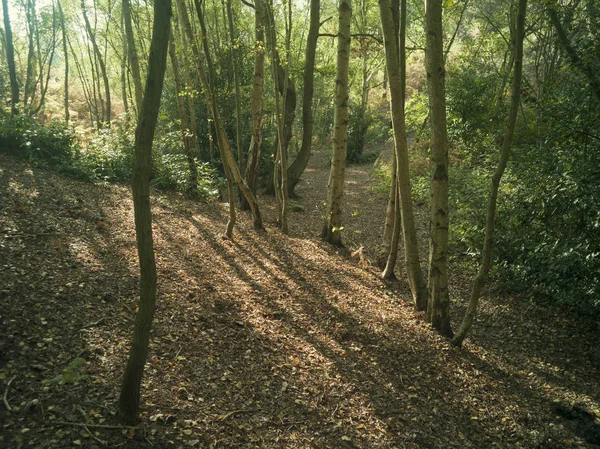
[452,0,527,346]
[123,0,144,114]
[425,0,452,337]
[193,0,236,237]
[321,0,351,247]
[379,154,398,269]
[546,0,600,104]
[24,0,37,110]
[118,0,171,425]
[226,0,244,173]
[81,0,112,126]
[177,0,262,230]
[378,0,427,311]
[2,0,19,115]
[173,17,201,157]
[57,0,69,121]
[242,0,266,210]
[32,1,57,115]
[287,0,320,196]
[168,30,199,192]
[381,0,403,280]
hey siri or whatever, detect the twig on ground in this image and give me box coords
[84,425,108,446]
[53,421,138,430]
[3,376,16,412]
[218,409,254,422]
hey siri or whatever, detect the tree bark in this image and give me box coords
[425,0,452,337]
[57,0,69,121]
[177,0,262,230]
[286,0,320,196]
[242,0,266,211]
[123,0,144,114]
[2,0,19,115]
[118,0,171,425]
[452,0,527,347]
[226,0,244,173]
[321,0,351,247]
[190,0,237,237]
[168,30,199,193]
[546,0,600,104]
[81,0,112,126]
[378,0,427,310]
[381,0,403,280]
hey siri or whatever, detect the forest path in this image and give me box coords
[1,152,599,448]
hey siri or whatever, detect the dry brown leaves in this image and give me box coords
[1,152,599,448]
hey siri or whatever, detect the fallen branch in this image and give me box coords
[84,425,107,446]
[3,376,16,412]
[53,421,138,430]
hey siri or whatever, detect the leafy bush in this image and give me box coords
[0,113,77,168]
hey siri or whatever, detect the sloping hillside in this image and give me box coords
[1,152,599,448]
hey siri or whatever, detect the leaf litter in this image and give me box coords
[0,151,599,448]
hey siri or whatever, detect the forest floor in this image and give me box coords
[1,149,600,449]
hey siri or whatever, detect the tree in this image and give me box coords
[452,0,528,346]
[57,0,69,121]
[545,0,600,104]
[321,0,351,247]
[118,0,171,425]
[286,0,320,196]
[425,0,452,337]
[81,0,111,126]
[243,0,266,211]
[380,0,402,281]
[123,0,144,114]
[378,0,427,311]
[168,28,199,192]
[2,0,19,115]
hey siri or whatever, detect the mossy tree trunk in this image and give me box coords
[118,0,171,425]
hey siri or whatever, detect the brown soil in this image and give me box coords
[1,150,599,448]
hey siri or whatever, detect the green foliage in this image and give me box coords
[0,113,77,168]
[44,358,88,385]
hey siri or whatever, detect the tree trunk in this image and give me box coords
[286,0,320,196]
[123,0,144,114]
[452,0,527,347]
[81,0,112,126]
[57,0,69,121]
[242,0,266,211]
[190,0,237,237]
[173,17,201,157]
[546,0,600,104]
[425,0,452,337]
[321,0,351,247]
[168,30,199,192]
[177,0,262,230]
[24,0,37,110]
[378,0,427,310]
[381,0,403,280]
[2,0,19,115]
[379,154,398,269]
[118,0,171,425]
[226,0,244,173]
